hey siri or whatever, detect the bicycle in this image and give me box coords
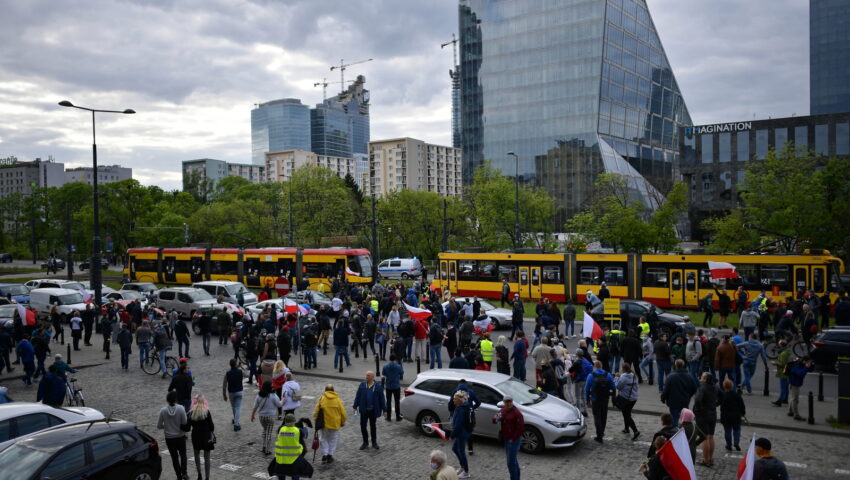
[764,331,809,360]
[65,377,85,407]
[141,347,178,377]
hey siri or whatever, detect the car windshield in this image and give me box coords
[311,291,329,301]
[188,290,214,301]
[494,377,545,406]
[64,282,84,291]
[0,443,53,479]
[122,291,143,300]
[58,293,84,305]
[225,284,249,296]
[479,300,495,311]
[0,306,14,320]
[0,285,28,296]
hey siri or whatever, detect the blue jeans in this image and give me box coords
[743,327,754,340]
[640,356,654,379]
[159,348,168,373]
[742,362,757,393]
[177,338,189,357]
[656,360,671,393]
[138,342,151,367]
[724,423,741,447]
[777,378,789,403]
[304,347,317,368]
[289,329,299,353]
[35,354,46,377]
[565,319,575,336]
[612,355,622,373]
[229,391,243,427]
[719,368,736,388]
[429,344,442,369]
[202,333,211,354]
[452,436,468,473]
[120,348,130,369]
[247,357,258,383]
[688,360,701,381]
[404,338,413,361]
[334,346,350,368]
[670,406,683,427]
[505,439,521,480]
[512,360,526,381]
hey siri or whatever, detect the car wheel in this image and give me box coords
[130,467,155,480]
[401,273,409,280]
[520,426,544,454]
[416,410,441,437]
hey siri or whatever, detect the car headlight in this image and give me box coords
[545,420,570,428]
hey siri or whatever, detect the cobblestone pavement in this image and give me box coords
[3,336,850,480]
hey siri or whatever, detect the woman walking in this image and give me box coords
[450,390,472,479]
[495,336,511,375]
[692,372,720,467]
[314,384,346,464]
[679,409,706,464]
[615,363,640,440]
[251,380,282,455]
[719,378,746,451]
[188,394,215,480]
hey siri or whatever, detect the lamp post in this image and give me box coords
[507,151,519,248]
[58,100,134,315]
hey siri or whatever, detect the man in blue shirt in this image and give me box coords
[353,370,386,450]
[381,355,404,421]
[736,333,769,394]
[585,360,616,443]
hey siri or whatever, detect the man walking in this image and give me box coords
[157,391,188,480]
[737,333,769,395]
[661,359,697,427]
[493,395,524,480]
[174,316,191,359]
[501,280,510,307]
[82,303,94,346]
[135,319,152,369]
[353,370,386,450]
[381,355,404,421]
[585,360,616,443]
[654,333,672,393]
[223,358,244,431]
[117,322,132,370]
[429,319,445,369]
[510,331,528,381]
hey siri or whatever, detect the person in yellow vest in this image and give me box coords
[638,317,650,337]
[479,332,494,369]
[273,413,309,480]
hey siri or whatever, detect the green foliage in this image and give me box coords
[702,210,761,254]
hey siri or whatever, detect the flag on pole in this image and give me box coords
[425,423,447,441]
[75,285,92,304]
[737,434,757,480]
[284,298,298,313]
[403,302,432,320]
[708,260,739,279]
[582,311,603,341]
[657,430,697,480]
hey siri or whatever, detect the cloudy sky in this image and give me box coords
[0,0,810,190]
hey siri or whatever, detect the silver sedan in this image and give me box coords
[442,298,513,328]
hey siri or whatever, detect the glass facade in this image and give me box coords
[810,0,850,115]
[311,75,370,158]
[251,99,311,166]
[459,0,691,222]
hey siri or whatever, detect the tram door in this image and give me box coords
[518,266,541,299]
[684,269,699,306]
[794,266,809,292]
[190,257,204,283]
[448,260,457,295]
[669,269,684,305]
[164,257,177,283]
[529,267,542,299]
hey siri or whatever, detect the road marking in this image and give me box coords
[785,462,807,469]
[219,464,242,471]
[725,453,743,459]
[635,441,652,446]
[251,473,274,479]
[301,395,316,399]
[836,468,850,475]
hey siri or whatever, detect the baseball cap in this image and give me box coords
[503,395,513,402]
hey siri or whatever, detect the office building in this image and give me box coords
[181,158,265,192]
[227,163,265,184]
[65,165,132,185]
[810,0,850,115]
[366,138,462,197]
[678,112,850,239]
[264,150,359,184]
[251,98,311,166]
[459,0,691,223]
[311,75,370,158]
[0,156,65,198]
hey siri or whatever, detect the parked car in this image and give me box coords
[0,419,162,480]
[28,288,88,322]
[441,298,512,329]
[284,289,333,310]
[40,258,65,270]
[79,257,110,271]
[0,253,12,263]
[377,257,423,280]
[810,326,850,372]
[0,403,105,452]
[590,299,685,336]
[192,281,258,306]
[24,279,85,292]
[104,290,147,307]
[0,305,16,328]
[120,282,160,296]
[0,284,29,305]
[400,369,586,453]
[153,287,218,319]
[80,281,116,297]
[247,298,283,319]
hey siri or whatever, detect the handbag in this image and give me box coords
[613,375,637,410]
[315,408,325,431]
[208,432,217,447]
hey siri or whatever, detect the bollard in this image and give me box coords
[763,366,769,396]
[818,372,824,402]
[416,356,421,374]
[67,344,72,365]
[375,354,380,374]
[339,354,344,374]
[808,391,815,425]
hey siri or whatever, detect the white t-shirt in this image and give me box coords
[70,316,83,330]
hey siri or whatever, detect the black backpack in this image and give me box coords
[429,325,443,344]
[592,371,611,399]
[609,332,621,354]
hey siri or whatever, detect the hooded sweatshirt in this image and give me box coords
[157,404,187,439]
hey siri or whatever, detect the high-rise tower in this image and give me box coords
[312,75,370,158]
[251,98,311,166]
[810,0,850,115]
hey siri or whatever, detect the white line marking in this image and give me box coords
[219,464,242,471]
[251,473,274,479]
[785,462,807,469]
[835,468,850,475]
[725,453,743,459]
[635,441,652,446]
[301,395,316,399]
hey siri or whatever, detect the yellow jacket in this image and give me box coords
[314,391,347,430]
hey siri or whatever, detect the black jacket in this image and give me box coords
[620,335,642,362]
[188,411,215,451]
[647,425,679,457]
[692,383,720,421]
[660,370,697,409]
[168,372,193,404]
[653,339,672,362]
[174,320,190,340]
[719,389,746,425]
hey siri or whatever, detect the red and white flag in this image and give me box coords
[472,316,492,333]
[737,434,757,480]
[658,429,697,480]
[224,303,244,316]
[582,311,603,341]
[75,285,92,304]
[345,267,358,277]
[16,303,27,324]
[425,423,447,441]
[403,302,432,320]
[708,260,739,280]
[284,298,298,314]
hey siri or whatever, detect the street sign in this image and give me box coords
[274,276,290,296]
[603,298,620,316]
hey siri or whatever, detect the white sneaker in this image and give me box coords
[458,471,470,479]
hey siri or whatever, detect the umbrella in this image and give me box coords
[311,428,320,462]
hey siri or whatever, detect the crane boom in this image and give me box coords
[313,77,353,101]
[329,58,373,86]
[441,33,458,71]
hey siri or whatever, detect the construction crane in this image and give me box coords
[313,78,352,101]
[441,34,461,148]
[441,33,458,75]
[330,58,373,87]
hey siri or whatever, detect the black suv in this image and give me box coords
[0,419,161,480]
[810,326,850,372]
[590,299,686,336]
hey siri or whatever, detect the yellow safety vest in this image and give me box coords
[480,339,494,362]
[639,322,650,336]
[274,425,303,465]
[371,299,379,312]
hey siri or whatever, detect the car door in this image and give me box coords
[87,432,134,480]
[37,442,88,479]
[467,383,503,438]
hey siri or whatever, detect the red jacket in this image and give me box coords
[497,406,525,442]
[413,319,430,339]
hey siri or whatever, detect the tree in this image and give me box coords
[287,165,358,247]
[183,168,213,204]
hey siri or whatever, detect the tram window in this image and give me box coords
[304,262,337,278]
[542,266,562,284]
[685,271,696,291]
[579,266,599,284]
[829,262,841,290]
[440,262,447,281]
[259,260,280,277]
[644,267,667,287]
[210,261,238,276]
[813,268,825,292]
[736,264,759,288]
[531,269,540,286]
[760,265,788,287]
[603,266,625,285]
[458,260,477,280]
[134,259,157,272]
[699,269,714,288]
[479,263,498,280]
[499,264,518,283]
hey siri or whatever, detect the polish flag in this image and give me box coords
[297,304,310,315]
[708,260,739,279]
[75,285,93,304]
[345,267,358,277]
[582,311,603,341]
[403,302,432,320]
[737,434,757,480]
[16,304,27,324]
[284,298,298,314]
[658,430,697,480]
[473,316,493,335]
[224,303,244,316]
[425,423,447,441]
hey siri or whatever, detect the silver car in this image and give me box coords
[0,402,105,452]
[442,298,512,329]
[400,369,586,453]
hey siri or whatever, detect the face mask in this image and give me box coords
[430,462,439,470]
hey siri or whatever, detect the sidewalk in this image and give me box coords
[0,339,111,383]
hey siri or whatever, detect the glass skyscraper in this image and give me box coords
[810,0,850,115]
[459,0,691,224]
[312,75,370,158]
[251,98,311,165]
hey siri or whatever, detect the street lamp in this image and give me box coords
[58,100,135,315]
[507,151,519,248]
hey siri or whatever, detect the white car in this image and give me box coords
[0,305,15,329]
[247,299,284,318]
[442,298,513,329]
[0,402,105,452]
[104,290,148,308]
[23,279,86,292]
[80,281,116,296]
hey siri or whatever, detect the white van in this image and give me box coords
[191,281,258,306]
[377,257,423,280]
[28,288,88,321]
